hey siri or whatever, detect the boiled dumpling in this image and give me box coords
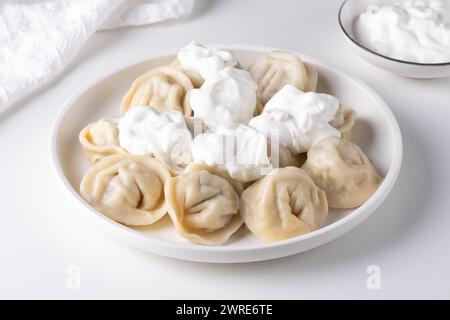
[189,67,257,128]
[79,117,126,163]
[302,137,383,209]
[80,154,170,226]
[249,51,318,109]
[121,66,193,116]
[240,167,328,242]
[171,40,238,88]
[191,124,273,183]
[248,85,342,155]
[118,106,193,173]
[171,58,204,88]
[164,163,243,245]
[331,105,356,139]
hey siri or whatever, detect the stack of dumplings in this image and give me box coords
[79,40,383,246]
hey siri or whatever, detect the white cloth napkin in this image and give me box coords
[0,0,195,113]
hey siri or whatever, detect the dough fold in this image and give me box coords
[79,117,126,163]
[164,163,243,245]
[121,66,193,116]
[240,167,328,242]
[249,51,318,111]
[80,154,170,226]
[302,137,383,208]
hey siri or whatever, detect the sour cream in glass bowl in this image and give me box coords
[339,0,450,78]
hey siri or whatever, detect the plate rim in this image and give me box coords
[49,44,403,261]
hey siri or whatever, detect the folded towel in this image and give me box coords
[0,0,195,113]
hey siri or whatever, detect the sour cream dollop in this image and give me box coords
[177,40,238,80]
[118,106,192,170]
[354,0,450,63]
[249,85,341,155]
[191,125,273,182]
[190,67,258,128]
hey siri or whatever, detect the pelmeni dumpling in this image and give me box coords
[331,105,356,139]
[121,66,193,116]
[249,51,318,109]
[118,107,192,173]
[302,137,383,209]
[240,167,328,242]
[164,163,243,245]
[191,125,273,182]
[79,117,126,163]
[249,85,342,155]
[189,67,257,128]
[80,154,171,226]
[171,40,238,87]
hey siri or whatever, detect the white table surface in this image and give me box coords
[1,0,449,300]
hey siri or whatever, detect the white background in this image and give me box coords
[1,0,449,299]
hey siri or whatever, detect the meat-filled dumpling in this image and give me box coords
[189,67,257,128]
[164,163,243,245]
[120,66,193,116]
[331,105,356,139]
[302,137,383,209]
[249,51,318,109]
[118,107,193,173]
[79,117,126,163]
[249,85,343,155]
[240,167,328,242]
[171,58,204,88]
[171,40,238,88]
[80,154,170,226]
[191,124,273,183]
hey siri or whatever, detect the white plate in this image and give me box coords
[50,45,402,263]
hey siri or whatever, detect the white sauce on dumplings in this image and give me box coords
[118,107,192,170]
[189,67,258,128]
[191,125,272,182]
[177,40,238,80]
[249,85,341,155]
[354,0,450,63]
